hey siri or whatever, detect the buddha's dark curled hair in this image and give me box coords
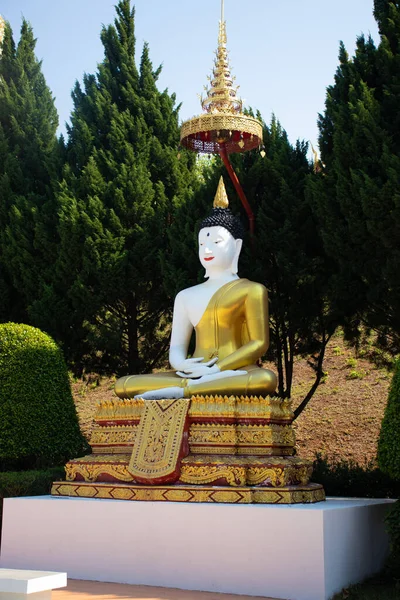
[199,207,244,240]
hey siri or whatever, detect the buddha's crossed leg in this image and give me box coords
[115,365,276,399]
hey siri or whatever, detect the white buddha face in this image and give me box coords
[198,226,242,277]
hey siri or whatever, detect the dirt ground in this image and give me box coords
[72,333,391,465]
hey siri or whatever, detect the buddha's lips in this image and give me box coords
[204,257,214,262]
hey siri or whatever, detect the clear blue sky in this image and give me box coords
[2,0,379,150]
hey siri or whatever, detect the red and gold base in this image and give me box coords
[53,395,325,504]
[63,453,314,488]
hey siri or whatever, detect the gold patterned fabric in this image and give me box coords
[128,399,190,483]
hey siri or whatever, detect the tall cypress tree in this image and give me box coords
[243,118,336,413]
[39,0,195,374]
[310,0,400,351]
[0,18,60,324]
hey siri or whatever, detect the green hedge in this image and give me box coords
[378,361,400,578]
[0,467,65,499]
[0,323,89,470]
[312,455,400,498]
[378,359,400,480]
[0,467,65,539]
[384,500,400,578]
[313,455,400,578]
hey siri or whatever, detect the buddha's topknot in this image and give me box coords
[200,207,244,240]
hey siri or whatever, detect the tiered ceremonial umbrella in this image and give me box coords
[180,1,263,235]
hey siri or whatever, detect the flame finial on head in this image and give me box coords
[213,176,229,209]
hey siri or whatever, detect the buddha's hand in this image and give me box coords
[176,360,220,379]
[187,369,247,386]
[134,387,184,400]
[175,356,219,379]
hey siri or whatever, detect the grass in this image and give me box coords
[332,574,400,599]
[347,369,366,380]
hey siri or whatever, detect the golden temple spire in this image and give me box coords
[213,176,229,209]
[201,1,242,115]
[0,15,5,57]
[180,1,262,155]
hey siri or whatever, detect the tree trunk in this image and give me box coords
[126,292,140,373]
[293,331,332,420]
[274,326,285,397]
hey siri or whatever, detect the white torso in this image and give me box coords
[180,274,239,327]
[169,225,242,371]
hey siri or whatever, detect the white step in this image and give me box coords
[0,569,66,600]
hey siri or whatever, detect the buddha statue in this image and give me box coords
[115,177,277,400]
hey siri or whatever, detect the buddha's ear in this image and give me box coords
[231,238,243,275]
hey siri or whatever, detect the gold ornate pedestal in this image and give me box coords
[52,395,325,504]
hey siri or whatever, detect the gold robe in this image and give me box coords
[115,279,276,398]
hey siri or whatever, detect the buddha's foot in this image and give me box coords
[134,386,184,400]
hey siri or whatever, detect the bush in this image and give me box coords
[0,467,65,498]
[378,361,400,578]
[384,500,400,579]
[0,467,65,540]
[313,455,400,579]
[378,359,400,480]
[312,455,400,499]
[0,323,89,470]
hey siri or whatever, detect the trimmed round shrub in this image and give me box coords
[0,323,88,470]
[378,359,400,577]
[378,359,400,480]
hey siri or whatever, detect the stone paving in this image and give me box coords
[53,579,278,600]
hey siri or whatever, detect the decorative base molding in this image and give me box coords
[64,453,314,488]
[51,481,325,504]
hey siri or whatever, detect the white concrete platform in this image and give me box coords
[0,568,66,600]
[0,496,395,600]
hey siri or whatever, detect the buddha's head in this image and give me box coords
[199,178,244,278]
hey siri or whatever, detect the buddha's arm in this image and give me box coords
[169,291,193,370]
[217,283,269,371]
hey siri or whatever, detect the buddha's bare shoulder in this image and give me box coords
[175,282,205,302]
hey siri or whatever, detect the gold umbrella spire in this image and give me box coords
[201,4,242,115]
[180,0,262,154]
[0,15,6,57]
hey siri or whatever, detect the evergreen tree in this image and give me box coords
[310,0,400,351]
[243,118,336,414]
[38,0,195,374]
[0,19,60,324]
